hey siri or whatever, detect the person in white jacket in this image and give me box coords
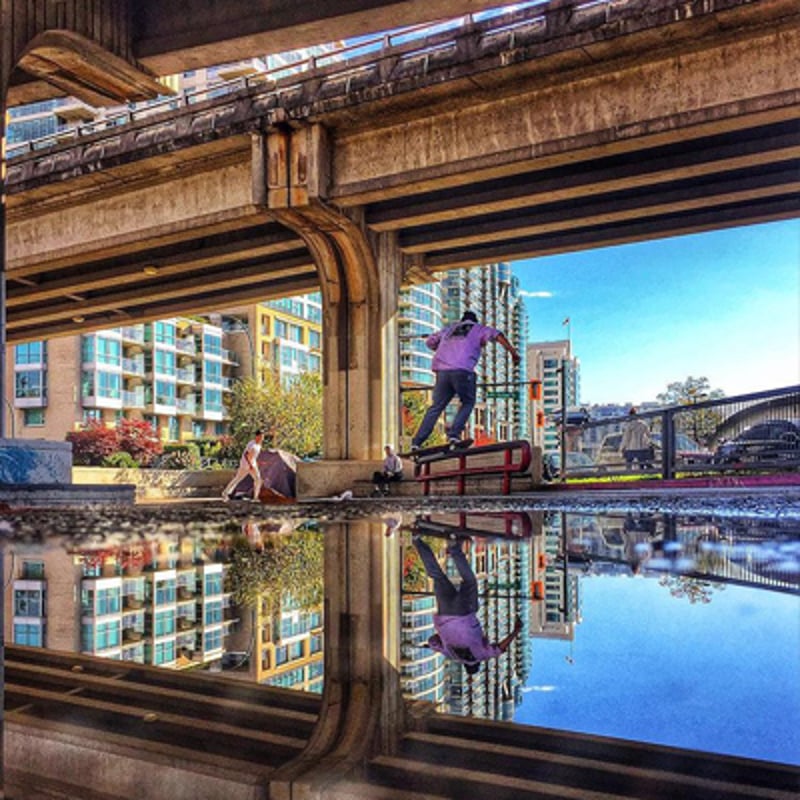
[222,430,264,501]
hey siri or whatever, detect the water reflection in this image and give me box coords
[397,509,799,763]
[2,504,799,766]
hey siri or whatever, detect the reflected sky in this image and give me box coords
[2,502,798,766]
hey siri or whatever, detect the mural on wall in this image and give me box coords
[0,441,71,484]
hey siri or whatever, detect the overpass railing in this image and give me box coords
[556,384,800,481]
[6,0,629,161]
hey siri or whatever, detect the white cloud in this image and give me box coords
[519,290,553,298]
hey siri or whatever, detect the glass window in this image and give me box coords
[14,341,45,365]
[155,609,176,636]
[204,600,223,625]
[203,389,223,413]
[203,332,222,357]
[204,359,222,384]
[155,380,176,405]
[22,561,45,579]
[204,572,223,595]
[14,588,44,616]
[15,370,43,398]
[154,579,176,605]
[154,322,176,346]
[14,622,43,647]
[95,586,121,616]
[203,628,223,653]
[155,349,176,376]
[23,409,45,426]
[308,330,321,349]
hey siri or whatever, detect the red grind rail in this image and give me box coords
[414,439,532,496]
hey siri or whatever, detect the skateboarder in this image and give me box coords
[410,310,520,452]
[222,430,264,501]
[413,535,523,674]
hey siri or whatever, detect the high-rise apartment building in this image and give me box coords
[7,318,237,443]
[223,293,323,386]
[526,339,581,455]
[6,293,324,444]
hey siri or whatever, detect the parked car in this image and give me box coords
[596,431,711,467]
[713,419,800,463]
[543,450,598,480]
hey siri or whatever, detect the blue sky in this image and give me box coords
[514,219,800,405]
[517,574,800,765]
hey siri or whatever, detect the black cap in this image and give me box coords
[464,662,480,675]
[461,310,478,323]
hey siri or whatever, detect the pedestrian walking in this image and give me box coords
[413,535,523,674]
[620,408,653,469]
[372,444,404,496]
[222,430,264,501]
[411,310,520,450]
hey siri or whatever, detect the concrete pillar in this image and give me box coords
[373,230,403,452]
[263,126,400,461]
[270,518,403,798]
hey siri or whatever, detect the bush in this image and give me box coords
[67,421,119,466]
[103,451,139,469]
[160,443,201,470]
[66,418,163,467]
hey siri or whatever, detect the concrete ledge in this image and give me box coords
[73,466,229,499]
[0,482,135,507]
[296,459,412,498]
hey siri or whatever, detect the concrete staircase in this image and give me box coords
[360,714,800,800]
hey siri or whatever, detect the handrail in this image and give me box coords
[414,439,532,495]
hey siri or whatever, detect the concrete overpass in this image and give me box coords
[4,0,799,457]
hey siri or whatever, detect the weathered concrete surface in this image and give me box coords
[0,438,72,483]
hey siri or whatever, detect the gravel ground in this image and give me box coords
[1,486,798,546]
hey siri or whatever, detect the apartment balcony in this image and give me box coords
[175,338,197,357]
[177,585,196,601]
[120,327,146,353]
[123,595,145,611]
[122,357,146,378]
[176,617,197,632]
[122,390,146,409]
[176,366,196,384]
[176,397,197,416]
[122,628,144,643]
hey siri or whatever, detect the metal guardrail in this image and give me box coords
[413,439,532,495]
[555,384,800,481]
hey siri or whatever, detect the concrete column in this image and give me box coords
[373,230,403,452]
[263,127,391,462]
[270,518,403,798]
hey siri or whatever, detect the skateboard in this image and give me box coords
[399,438,474,461]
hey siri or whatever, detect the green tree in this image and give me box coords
[227,529,324,612]
[228,372,323,458]
[656,376,725,445]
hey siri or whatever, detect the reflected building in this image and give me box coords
[6,538,238,668]
[5,529,327,688]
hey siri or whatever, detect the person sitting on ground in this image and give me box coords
[372,444,404,496]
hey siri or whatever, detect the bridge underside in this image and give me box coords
[5,0,799,343]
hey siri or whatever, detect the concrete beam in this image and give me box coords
[132,0,505,76]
